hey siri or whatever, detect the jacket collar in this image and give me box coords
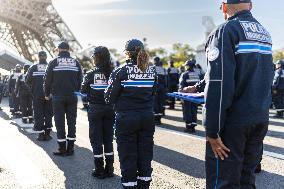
[229,10,252,20]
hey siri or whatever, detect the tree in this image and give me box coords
[148,47,168,63]
[169,43,195,68]
[273,50,284,62]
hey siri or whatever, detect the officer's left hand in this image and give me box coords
[45,96,50,101]
[207,137,230,160]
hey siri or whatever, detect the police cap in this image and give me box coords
[125,39,144,52]
[184,59,196,67]
[222,0,251,4]
[58,41,70,50]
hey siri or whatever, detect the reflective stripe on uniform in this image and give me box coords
[94,154,103,158]
[67,137,76,141]
[122,80,154,88]
[57,139,66,142]
[122,181,137,187]
[137,176,152,182]
[235,41,272,54]
[105,152,114,156]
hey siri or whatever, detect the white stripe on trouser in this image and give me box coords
[122,181,137,187]
[66,137,76,141]
[28,116,33,118]
[105,152,114,156]
[137,176,152,182]
[22,117,28,119]
[94,154,103,158]
[57,139,66,142]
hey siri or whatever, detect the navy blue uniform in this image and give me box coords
[199,10,273,188]
[8,72,21,114]
[81,68,115,172]
[167,67,179,109]
[44,51,82,150]
[179,69,201,129]
[154,65,167,123]
[26,61,53,132]
[15,73,33,122]
[105,60,156,189]
[272,67,284,117]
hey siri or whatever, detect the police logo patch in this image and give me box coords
[207,46,220,62]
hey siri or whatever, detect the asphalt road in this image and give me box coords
[0,97,283,189]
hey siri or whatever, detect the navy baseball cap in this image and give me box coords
[38,51,47,56]
[58,41,70,50]
[222,0,251,4]
[125,39,144,52]
[184,59,196,67]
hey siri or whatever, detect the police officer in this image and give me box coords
[272,60,284,118]
[183,1,273,188]
[153,56,167,125]
[179,59,201,133]
[8,64,22,115]
[15,64,33,124]
[81,46,115,179]
[26,51,53,141]
[167,61,179,109]
[105,39,156,189]
[44,42,83,156]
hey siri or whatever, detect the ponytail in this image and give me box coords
[137,49,150,72]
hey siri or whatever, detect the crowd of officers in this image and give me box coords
[0,0,280,188]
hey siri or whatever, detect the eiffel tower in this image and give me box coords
[0,0,82,62]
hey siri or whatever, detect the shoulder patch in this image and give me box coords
[206,46,220,62]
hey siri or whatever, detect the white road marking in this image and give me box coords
[157,126,284,160]
[0,118,47,188]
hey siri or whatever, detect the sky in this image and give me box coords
[1,0,284,54]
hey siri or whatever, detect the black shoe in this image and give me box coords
[53,150,67,156]
[44,129,53,141]
[184,126,196,133]
[22,118,28,124]
[92,158,105,179]
[65,140,74,156]
[105,159,114,178]
[37,132,47,141]
[29,118,34,123]
[53,141,67,156]
[255,163,261,173]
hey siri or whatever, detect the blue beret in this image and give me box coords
[223,0,251,4]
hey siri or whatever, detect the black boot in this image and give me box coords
[22,117,28,124]
[184,124,196,133]
[53,141,67,156]
[37,132,47,141]
[154,115,161,125]
[105,157,114,178]
[65,140,75,156]
[92,158,105,179]
[29,117,34,123]
[44,128,53,141]
[273,111,283,118]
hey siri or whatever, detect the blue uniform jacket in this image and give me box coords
[167,67,179,87]
[272,68,284,91]
[105,60,157,112]
[81,67,110,105]
[202,10,274,138]
[44,51,83,97]
[179,69,202,90]
[26,61,48,98]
